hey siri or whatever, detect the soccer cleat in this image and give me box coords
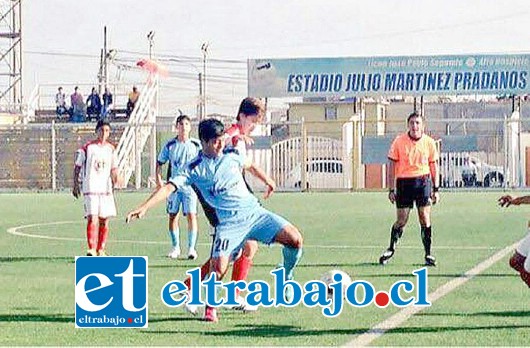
[203,306,219,322]
[509,252,526,273]
[167,246,181,259]
[225,296,258,312]
[425,254,437,267]
[379,249,395,265]
[97,250,108,256]
[285,286,294,303]
[86,249,97,256]
[520,269,530,288]
[187,249,198,260]
[184,301,199,316]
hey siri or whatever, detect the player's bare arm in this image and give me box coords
[126,183,176,223]
[72,165,81,199]
[498,195,530,207]
[387,159,397,204]
[111,168,123,189]
[429,161,440,204]
[245,162,276,199]
[155,163,164,188]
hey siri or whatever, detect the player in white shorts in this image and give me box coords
[73,119,121,256]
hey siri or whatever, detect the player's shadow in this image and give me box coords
[386,323,530,334]
[417,310,530,317]
[355,272,519,278]
[252,263,358,268]
[0,256,74,263]
[149,263,204,269]
[149,316,201,323]
[0,313,73,323]
[200,324,367,337]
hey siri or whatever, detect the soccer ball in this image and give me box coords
[320,270,352,298]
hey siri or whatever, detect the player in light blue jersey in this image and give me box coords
[156,115,201,260]
[126,118,303,323]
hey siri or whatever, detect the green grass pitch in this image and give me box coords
[1,191,529,346]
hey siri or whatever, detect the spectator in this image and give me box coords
[101,87,113,120]
[126,86,140,117]
[55,86,67,118]
[70,86,86,122]
[86,87,102,121]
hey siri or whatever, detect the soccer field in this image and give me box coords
[1,191,529,346]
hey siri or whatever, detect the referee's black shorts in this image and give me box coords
[396,175,432,209]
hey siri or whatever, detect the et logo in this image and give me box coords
[75,256,148,328]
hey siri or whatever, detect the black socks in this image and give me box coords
[421,225,432,255]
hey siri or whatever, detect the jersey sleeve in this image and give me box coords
[233,151,250,170]
[157,143,170,165]
[388,136,399,161]
[111,149,118,170]
[168,167,192,190]
[191,138,202,153]
[74,148,86,167]
[429,138,439,162]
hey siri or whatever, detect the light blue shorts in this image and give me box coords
[166,190,198,215]
[210,207,291,258]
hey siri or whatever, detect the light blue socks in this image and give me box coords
[169,228,180,248]
[282,246,303,280]
[188,229,198,251]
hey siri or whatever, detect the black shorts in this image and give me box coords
[396,176,432,209]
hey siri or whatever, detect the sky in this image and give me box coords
[19,0,530,116]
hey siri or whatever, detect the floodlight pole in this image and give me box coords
[201,42,209,119]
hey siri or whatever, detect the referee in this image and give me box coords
[379,111,440,266]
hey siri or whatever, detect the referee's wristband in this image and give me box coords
[433,186,439,192]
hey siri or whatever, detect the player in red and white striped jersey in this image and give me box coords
[73,120,122,256]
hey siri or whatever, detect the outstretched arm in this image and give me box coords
[155,163,164,188]
[499,195,530,207]
[245,162,275,199]
[126,183,175,223]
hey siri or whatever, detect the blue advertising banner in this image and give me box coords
[248,54,530,98]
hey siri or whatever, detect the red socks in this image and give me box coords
[97,224,109,251]
[231,255,253,297]
[232,255,253,282]
[86,221,98,250]
[87,219,109,252]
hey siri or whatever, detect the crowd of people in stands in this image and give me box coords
[55,86,139,122]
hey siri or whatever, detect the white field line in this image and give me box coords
[6,220,498,250]
[344,239,522,347]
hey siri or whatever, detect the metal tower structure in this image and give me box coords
[0,0,21,111]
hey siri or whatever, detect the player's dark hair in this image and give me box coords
[96,119,111,131]
[176,114,191,125]
[236,97,265,121]
[407,111,423,123]
[198,118,224,142]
